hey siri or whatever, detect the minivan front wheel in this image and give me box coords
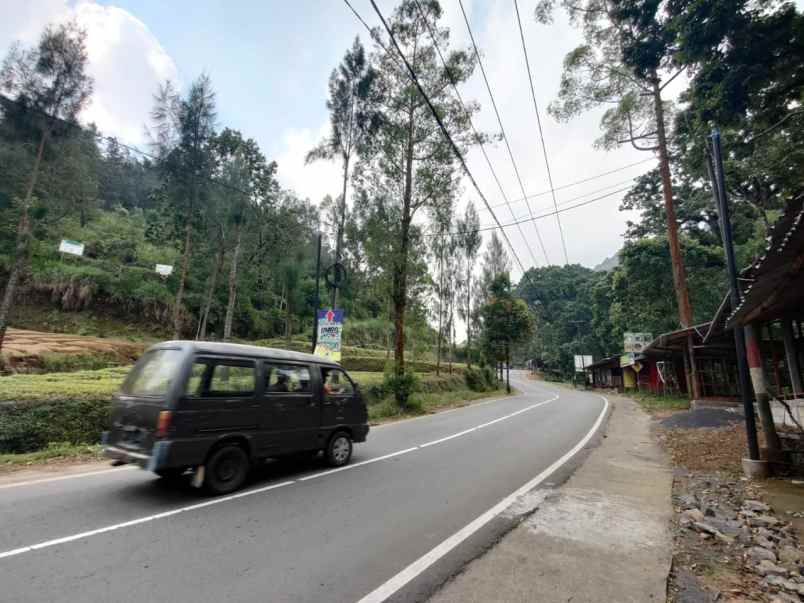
[204,444,250,495]
[326,432,353,467]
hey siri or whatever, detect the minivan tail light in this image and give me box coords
[155,410,172,438]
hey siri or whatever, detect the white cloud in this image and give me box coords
[274,122,343,203]
[0,1,178,146]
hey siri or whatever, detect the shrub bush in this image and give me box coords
[383,372,419,407]
[464,366,499,392]
[0,398,112,453]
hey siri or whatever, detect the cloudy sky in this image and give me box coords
[1,0,657,274]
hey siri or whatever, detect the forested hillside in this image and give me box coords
[1,0,802,384]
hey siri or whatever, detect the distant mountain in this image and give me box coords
[593,252,620,272]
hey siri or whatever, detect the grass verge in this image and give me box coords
[631,391,690,412]
[0,442,103,471]
[368,387,509,422]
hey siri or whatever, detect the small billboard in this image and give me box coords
[58,239,84,257]
[155,264,174,277]
[315,309,344,362]
[574,355,593,372]
[624,332,652,353]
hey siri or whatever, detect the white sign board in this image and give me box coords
[58,239,84,257]
[155,264,174,277]
[314,309,344,362]
[624,332,653,353]
[574,355,593,372]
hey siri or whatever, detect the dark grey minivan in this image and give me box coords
[103,341,369,494]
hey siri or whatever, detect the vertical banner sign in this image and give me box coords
[315,309,343,361]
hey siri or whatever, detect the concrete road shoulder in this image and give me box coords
[428,395,674,603]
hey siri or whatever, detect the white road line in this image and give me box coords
[0,480,296,560]
[355,395,609,603]
[0,466,137,491]
[297,447,419,482]
[417,428,477,448]
[0,390,561,561]
[1,388,528,490]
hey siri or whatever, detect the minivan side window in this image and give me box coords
[185,358,256,397]
[264,363,311,394]
[322,368,354,396]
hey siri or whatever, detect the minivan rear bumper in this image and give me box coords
[103,438,172,472]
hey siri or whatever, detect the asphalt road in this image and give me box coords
[0,372,607,603]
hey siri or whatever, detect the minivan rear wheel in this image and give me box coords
[325,432,353,467]
[204,444,250,495]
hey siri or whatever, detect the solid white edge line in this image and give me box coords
[0,386,560,560]
[0,479,297,560]
[354,395,610,603]
[0,466,137,491]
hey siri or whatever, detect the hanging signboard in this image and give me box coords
[574,355,593,372]
[155,264,174,277]
[314,309,344,362]
[58,239,85,257]
[624,332,652,353]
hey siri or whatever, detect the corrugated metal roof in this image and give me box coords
[727,195,804,327]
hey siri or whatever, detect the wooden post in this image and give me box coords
[745,323,782,454]
[782,319,803,397]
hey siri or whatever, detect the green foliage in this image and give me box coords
[0,366,129,401]
[464,365,498,392]
[481,273,534,364]
[38,352,122,373]
[0,398,112,453]
[382,371,419,408]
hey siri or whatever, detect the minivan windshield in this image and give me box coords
[121,348,183,397]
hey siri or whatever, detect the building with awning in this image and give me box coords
[726,195,804,423]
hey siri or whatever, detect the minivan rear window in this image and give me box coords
[121,349,183,397]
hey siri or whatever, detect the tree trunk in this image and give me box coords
[651,75,699,400]
[506,344,511,394]
[465,261,472,368]
[197,234,225,340]
[449,294,454,375]
[223,221,243,341]
[285,295,292,342]
[435,237,444,376]
[332,154,350,310]
[172,219,193,340]
[0,128,48,352]
[392,106,416,393]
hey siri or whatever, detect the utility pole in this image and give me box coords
[706,129,760,461]
[652,74,700,401]
[311,233,322,354]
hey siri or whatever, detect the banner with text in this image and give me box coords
[315,309,343,362]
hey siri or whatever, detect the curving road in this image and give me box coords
[0,372,607,603]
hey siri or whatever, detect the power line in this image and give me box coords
[424,185,631,239]
[351,0,527,277]
[456,0,550,266]
[480,157,654,213]
[515,175,639,215]
[513,0,568,265]
[410,0,542,270]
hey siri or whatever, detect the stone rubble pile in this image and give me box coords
[677,481,804,602]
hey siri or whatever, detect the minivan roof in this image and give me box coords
[150,340,341,367]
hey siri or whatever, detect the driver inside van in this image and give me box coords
[272,372,290,392]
